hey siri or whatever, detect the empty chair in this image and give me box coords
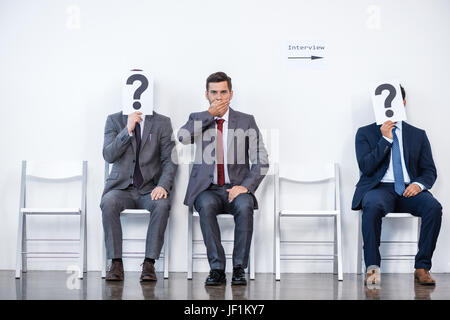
[101,162,169,279]
[15,160,87,279]
[274,163,343,281]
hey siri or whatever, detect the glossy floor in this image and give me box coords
[1,271,448,300]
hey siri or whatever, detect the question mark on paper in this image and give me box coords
[375,83,396,118]
[126,74,149,110]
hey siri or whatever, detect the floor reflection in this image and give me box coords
[102,281,124,300]
[414,283,435,300]
[204,285,226,300]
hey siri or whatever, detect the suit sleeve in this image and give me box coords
[240,115,270,194]
[177,111,215,145]
[355,127,392,176]
[411,131,437,189]
[157,118,178,192]
[102,115,132,163]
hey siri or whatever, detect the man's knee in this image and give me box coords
[151,198,171,214]
[100,193,123,216]
[194,192,221,216]
[362,199,386,224]
[423,197,443,221]
[232,194,254,214]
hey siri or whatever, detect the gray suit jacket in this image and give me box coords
[101,111,177,198]
[177,107,269,209]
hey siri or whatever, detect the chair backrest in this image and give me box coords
[20,160,87,210]
[274,162,341,212]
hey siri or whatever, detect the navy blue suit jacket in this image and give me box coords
[352,122,437,210]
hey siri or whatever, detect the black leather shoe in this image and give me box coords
[231,266,247,285]
[205,269,226,286]
[140,260,157,282]
[105,260,124,281]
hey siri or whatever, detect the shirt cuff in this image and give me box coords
[412,182,426,191]
[383,136,393,144]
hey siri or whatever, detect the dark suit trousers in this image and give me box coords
[194,184,255,271]
[361,183,442,270]
[100,185,170,260]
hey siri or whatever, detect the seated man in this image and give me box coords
[352,85,442,286]
[101,109,177,282]
[178,72,269,286]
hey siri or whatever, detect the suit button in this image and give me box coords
[209,174,213,177]
[130,175,133,178]
[133,160,136,163]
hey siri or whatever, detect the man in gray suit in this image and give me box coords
[101,109,177,282]
[178,72,269,286]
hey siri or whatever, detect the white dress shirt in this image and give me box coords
[213,109,231,184]
[381,121,424,190]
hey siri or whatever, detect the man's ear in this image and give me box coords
[230,90,234,100]
[403,99,406,107]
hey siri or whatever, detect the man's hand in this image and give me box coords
[380,120,396,140]
[151,186,168,201]
[403,184,421,198]
[208,99,229,118]
[226,186,248,203]
[127,111,143,134]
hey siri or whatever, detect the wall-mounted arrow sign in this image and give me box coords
[286,41,327,69]
[288,56,324,60]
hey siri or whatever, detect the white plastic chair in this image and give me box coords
[274,163,343,281]
[15,160,87,279]
[187,164,256,280]
[357,212,421,274]
[101,162,169,279]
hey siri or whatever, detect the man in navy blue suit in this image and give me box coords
[352,85,442,286]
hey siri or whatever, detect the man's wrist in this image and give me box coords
[412,182,425,191]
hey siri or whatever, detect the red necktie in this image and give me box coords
[216,119,225,186]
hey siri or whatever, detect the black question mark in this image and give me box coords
[126,74,149,110]
[374,83,396,118]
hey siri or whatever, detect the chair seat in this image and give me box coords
[192,211,258,217]
[385,213,416,218]
[20,208,81,215]
[280,210,339,217]
[120,209,150,215]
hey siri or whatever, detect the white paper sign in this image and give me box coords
[122,69,153,115]
[371,80,407,125]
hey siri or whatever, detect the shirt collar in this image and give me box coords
[396,121,402,131]
[214,108,229,122]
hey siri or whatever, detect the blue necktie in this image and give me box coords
[392,126,405,195]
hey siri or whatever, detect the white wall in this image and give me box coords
[1,0,449,273]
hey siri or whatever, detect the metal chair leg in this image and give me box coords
[249,212,256,280]
[357,213,363,274]
[336,214,343,281]
[22,214,27,273]
[78,211,86,279]
[101,229,107,279]
[163,219,169,279]
[187,207,193,280]
[15,211,24,279]
[275,212,281,281]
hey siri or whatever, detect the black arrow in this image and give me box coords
[288,56,324,60]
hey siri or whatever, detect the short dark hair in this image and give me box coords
[206,72,232,91]
[400,84,406,100]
